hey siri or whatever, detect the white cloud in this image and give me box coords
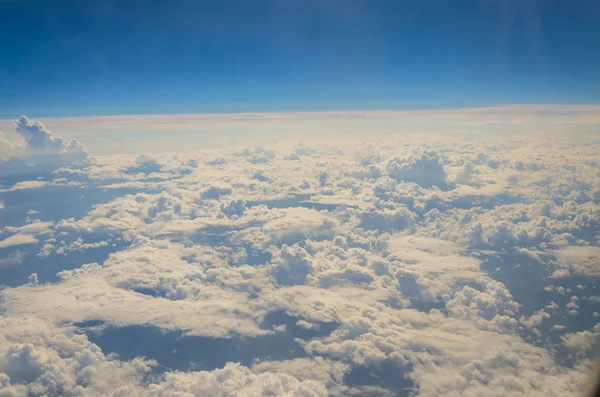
[0,233,39,249]
[0,316,327,397]
[271,244,315,286]
[447,277,521,332]
[252,357,349,394]
[0,116,88,183]
[260,207,336,246]
[358,206,414,231]
[0,180,47,192]
[0,316,154,397]
[302,305,593,397]
[386,150,450,190]
[201,184,233,199]
[552,246,600,277]
[13,116,88,166]
[2,240,267,338]
[1,108,599,397]
[145,363,328,397]
[122,154,164,175]
[455,161,480,185]
[0,221,52,249]
[382,236,481,298]
[561,324,600,360]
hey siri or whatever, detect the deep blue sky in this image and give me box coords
[0,0,598,117]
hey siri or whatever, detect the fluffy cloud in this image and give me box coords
[0,316,154,397]
[122,154,164,175]
[551,245,600,277]
[253,357,348,388]
[446,277,521,332]
[455,161,480,185]
[201,184,233,199]
[14,116,87,161]
[386,150,450,190]
[561,323,600,360]
[302,306,593,397]
[145,363,328,397]
[271,244,314,286]
[1,110,599,397]
[0,316,327,397]
[0,116,88,183]
[235,146,276,164]
[358,205,414,231]
[2,240,266,338]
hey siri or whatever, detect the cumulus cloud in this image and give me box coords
[1,110,600,397]
[206,157,228,166]
[0,316,327,397]
[253,357,348,388]
[0,116,88,182]
[235,146,276,164]
[358,205,414,231]
[561,324,600,360]
[123,154,164,175]
[386,150,450,189]
[271,244,314,286]
[201,184,233,199]
[221,199,247,218]
[2,239,268,338]
[455,161,480,185]
[552,246,600,277]
[145,363,328,397]
[446,277,521,332]
[0,316,154,396]
[302,305,593,397]
[14,116,88,167]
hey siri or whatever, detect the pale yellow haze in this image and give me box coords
[0,104,598,155]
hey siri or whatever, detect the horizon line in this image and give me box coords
[3,103,600,122]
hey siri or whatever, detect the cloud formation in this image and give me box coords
[0,108,599,396]
[14,116,88,166]
[386,150,450,189]
[0,116,89,183]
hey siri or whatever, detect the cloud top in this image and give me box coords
[386,150,450,189]
[14,116,88,165]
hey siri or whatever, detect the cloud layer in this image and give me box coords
[0,111,599,396]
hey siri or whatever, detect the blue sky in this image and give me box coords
[1,0,599,117]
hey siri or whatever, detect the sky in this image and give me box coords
[1,0,599,118]
[0,4,600,394]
